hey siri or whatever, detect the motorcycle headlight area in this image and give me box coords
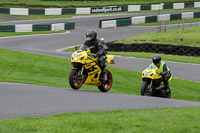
[144,71,151,76]
[73,54,82,61]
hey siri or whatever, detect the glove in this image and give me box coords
[91,54,97,58]
[159,72,164,75]
[156,72,162,75]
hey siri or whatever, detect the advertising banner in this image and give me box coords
[91,6,123,13]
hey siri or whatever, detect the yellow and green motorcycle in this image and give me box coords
[141,64,172,98]
[69,45,115,92]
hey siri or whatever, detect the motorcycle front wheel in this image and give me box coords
[69,69,83,90]
[98,70,113,92]
[141,81,147,96]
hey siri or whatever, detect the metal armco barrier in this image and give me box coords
[106,43,200,57]
[0,22,75,32]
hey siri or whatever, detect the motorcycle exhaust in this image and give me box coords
[155,84,165,90]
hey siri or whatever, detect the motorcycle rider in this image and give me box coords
[82,30,108,80]
[152,55,171,92]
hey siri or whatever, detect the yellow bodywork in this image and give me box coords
[142,64,172,82]
[70,49,114,86]
[105,55,115,65]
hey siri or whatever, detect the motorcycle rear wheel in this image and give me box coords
[69,69,83,90]
[98,70,113,92]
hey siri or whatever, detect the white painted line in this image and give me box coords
[73,13,136,19]
[115,55,136,59]
[0,32,70,40]
[9,18,69,23]
[169,77,200,83]
[56,45,79,52]
[116,55,200,65]
[164,60,200,66]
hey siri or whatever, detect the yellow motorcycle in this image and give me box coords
[69,45,115,92]
[141,64,172,98]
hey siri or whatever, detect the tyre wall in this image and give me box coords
[106,43,200,57]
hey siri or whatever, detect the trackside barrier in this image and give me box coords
[99,11,200,28]
[0,22,75,32]
[0,1,200,15]
[106,43,200,57]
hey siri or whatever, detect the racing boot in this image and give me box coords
[163,80,170,93]
[102,69,107,81]
[165,84,170,93]
[100,66,107,81]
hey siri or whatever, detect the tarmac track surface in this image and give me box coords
[0,82,200,120]
[0,12,200,119]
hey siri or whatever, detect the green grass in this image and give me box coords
[0,0,197,8]
[116,26,200,47]
[0,19,8,22]
[0,48,199,132]
[65,47,200,64]
[0,31,64,37]
[134,18,200,26]
[109,51,200,64]
[0,48,200,102]
[0,107,199,132]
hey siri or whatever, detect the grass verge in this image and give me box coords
[0,48,199,131]
[116,26,200,47]
[109,51,200,64]
[0,48,200,102]
[65,47,200,64]
[0,107,199,132]
[0,19,8,22]
[0,31,64,37]
[134,18,200,26]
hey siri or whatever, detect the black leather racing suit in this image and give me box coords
[82,39,107,71]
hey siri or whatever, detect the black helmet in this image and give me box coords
[86,30,97,41]
[152,55,161,65]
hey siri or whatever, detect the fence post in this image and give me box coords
[159,21,162,32]
[182,19,185,32]
[177,19,180,29]
[164,21,166,32]
[157,21,159,32]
